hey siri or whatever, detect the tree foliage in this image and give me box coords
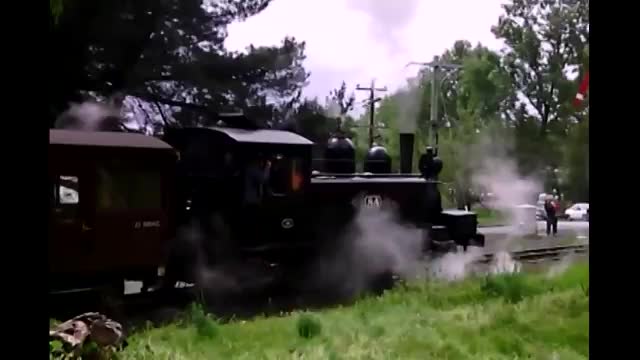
[50,0,309,130]
[492,0,589,133]
[353,0,588,201]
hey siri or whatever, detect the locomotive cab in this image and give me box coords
[163,126,315,265]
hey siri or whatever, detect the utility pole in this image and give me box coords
[356,79,387,148]
[406,59,462,154]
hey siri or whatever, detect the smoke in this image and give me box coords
[304,199,425,299]
[345,0,419,54]
[426,249,522,281]
[169,202,427,310]
[427,249,483,281]
[176,214,277,297]
[395,85,421,134]
[546,252,581,278]
[468,135,542,239]
[489,251,521,275]
[55,101,124,131]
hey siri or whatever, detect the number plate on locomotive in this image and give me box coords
[364,195,382,209]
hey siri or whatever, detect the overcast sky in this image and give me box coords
[225,0,507,112]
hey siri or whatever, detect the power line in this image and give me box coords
[356,79,387,148]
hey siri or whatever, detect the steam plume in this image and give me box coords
[55,101,124,131]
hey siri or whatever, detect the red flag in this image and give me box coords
[573,71,589,108]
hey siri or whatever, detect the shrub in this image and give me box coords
[296,314,322,339]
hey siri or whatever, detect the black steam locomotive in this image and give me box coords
[49,113,484,295]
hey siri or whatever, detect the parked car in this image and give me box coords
[564,203,589,221]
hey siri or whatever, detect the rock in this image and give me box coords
[49,320,90,348]
[50,312,126,353]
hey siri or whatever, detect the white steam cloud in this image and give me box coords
[469,135,542,239]
[489,251,521,275]
[427,250,482,281]
[395,86,421,134]
[304,199,425,299]
[55,101,124,131]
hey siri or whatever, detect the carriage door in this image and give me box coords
[94,160,166,273]
[50,168,98,276]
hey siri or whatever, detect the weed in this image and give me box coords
[188,303,219,340]
[481,272,538,303]
[296,314,322,339]
[580,283,589,297]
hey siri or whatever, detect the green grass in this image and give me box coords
[110,263,589,360]
[475,207,507,227]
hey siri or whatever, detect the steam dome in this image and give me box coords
[364,146,392,174]
[325,136,355,173]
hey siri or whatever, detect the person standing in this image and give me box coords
[544,195,558,236]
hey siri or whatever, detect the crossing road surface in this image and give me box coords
[477,221,589,253]
[481,220,589,236]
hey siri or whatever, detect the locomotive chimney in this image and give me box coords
[399,133,415,173]
[395,86,419,174]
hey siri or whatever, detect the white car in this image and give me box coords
[564,203,589,221]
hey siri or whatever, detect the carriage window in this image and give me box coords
[58,176,79,204]
[52,175,79,222]
[97,167,162,210]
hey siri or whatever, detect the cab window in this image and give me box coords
[267,155,305,195]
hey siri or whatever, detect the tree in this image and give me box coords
[49,0,309,130]
[563,117,588,201]
[329,81,356,117]
[294,98,336,143]
[492,0,589,136]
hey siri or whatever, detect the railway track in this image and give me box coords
[477,244,589,264]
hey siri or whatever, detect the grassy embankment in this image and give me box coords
[112,263,588,360]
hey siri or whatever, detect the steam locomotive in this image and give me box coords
[49,113,485,295]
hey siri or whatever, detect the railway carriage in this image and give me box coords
[49,130,176,294]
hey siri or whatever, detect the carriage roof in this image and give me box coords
[49,129,173,150]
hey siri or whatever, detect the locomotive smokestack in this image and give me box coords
[399,133,414,173]
[394,85,419,174]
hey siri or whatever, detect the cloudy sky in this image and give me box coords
[225,0,507,111]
